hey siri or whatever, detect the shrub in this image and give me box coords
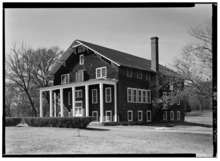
[5,117,95,128]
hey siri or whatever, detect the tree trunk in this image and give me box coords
[24,89,37,116]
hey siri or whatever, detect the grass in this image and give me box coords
[5,110,213,157]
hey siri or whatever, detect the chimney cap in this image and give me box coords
[150,36,159,40]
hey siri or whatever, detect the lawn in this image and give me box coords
[5,124,213,157]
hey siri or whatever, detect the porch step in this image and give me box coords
[88,121,103,126]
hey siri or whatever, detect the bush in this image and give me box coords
[5,117,95,128]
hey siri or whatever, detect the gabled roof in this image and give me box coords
[50,39,179,77]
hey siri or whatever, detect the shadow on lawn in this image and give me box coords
[84,127,110,131]
[151,121,212,128]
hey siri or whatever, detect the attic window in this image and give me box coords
[79,54,84,65]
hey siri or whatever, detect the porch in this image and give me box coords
[39,79,118,123]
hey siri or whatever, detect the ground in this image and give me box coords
[5,110,213,157]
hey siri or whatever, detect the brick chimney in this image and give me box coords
[151,37,159,72]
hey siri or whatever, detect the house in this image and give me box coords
[39,37,185,123]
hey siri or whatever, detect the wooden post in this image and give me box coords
[99,83,104,122]
[54,92,56,117]
[114,83,117,122]
[49,90,53,117]
[85,85,89,117]
[72,86,75,117]
[40,90,43,117]
[60,88,64,117]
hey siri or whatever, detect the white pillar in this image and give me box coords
[60,88,64,117]
[40,90,43,117]
[72,86,75,117]
[53,92,56,117]
[85,85,89,117]
[99,83,104,122]
[114,83,117,122]
[49,90,53,117]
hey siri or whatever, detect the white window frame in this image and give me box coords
[92,111,99,121]
[177,111,181,120]
[170,111,174,121]
[133,89,137,103]
[92,89,98,104]
[75,89,82,98]
[105,110,112,122]
[105,87,112,103]
[61,73,70,85]
[138,89,142,103]
[146,110,152,122]
[127,88,132,103]
[163,111,167,121]
[127,110,133,121]
[79,54,84,65]
[75,70,84,82]
[138,110,143,121]
[96,66,107,79]
[142,90,147,103]
[68,91,71,105]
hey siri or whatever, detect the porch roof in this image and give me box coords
[39,79,118,92]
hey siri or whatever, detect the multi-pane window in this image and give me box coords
[147,110,152,122]
[127,88,151,104]
[126,69,133,78]
[92,89,98,104]
[105,87,112,103]
[75,70,84,82]
[75,90,82,98]
[79,54,84,65]
[138,110,143,121]
[170,111,174,120]
[96,66,107,79]
[163,111,167,121]
[177,111,181,120]
[61,73,70,84]
[127,110,133,121]
[137,72,143,79]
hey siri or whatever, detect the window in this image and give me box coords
[177,111,181,120]
[126,69,133,78]
[79,54,84,65]
[137,72,143,79]
[163,111,167,121]
[138,111,143,121]
[105,110,112,122]
[61,74,70,85]
[138,90,142,103]
[96,66,107,79]
[127,88,132,103]
[147,90,151,103]
[147,110,151,122]
[68,91,71,105]
[170,111,174,121]
[143,90,147,103]
[92,89,98,104]
[75,70,84,82]
[75,89,82,98]
[133,89,137,103]
[92,111,99,121]
[127,110,133,121]
[105,87,112,103]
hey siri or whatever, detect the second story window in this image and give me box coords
[137,72,143,79]
[75,70,84,82]
[96,66,107,79]
[105,87,112,103]
[61,73,70,85]
[92,89,98,104]
[126,69,133,78]
[79,54,84,65]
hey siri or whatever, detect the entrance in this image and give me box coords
[75,101,83,117]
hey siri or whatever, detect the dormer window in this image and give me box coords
[96,66,107,79]
[79,54,84,65]
[61,73,70,85]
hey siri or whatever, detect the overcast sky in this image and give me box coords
[5,4,212,69]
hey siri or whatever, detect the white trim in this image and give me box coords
[49,90,53,117]
[74,100,83,117]
[177,111,181,120]
[76,40,120,67]
[127,110,133,121]
[105,87,112,103]
[146,110,151,122]
[79,54,84,65]
[99,83,104,122]
[114,83,117,122]
[92,111,99,121]
[92,89,98,104]
[138,110,143,121]
[163,111,167,121]
[85,85,89,117]
[105,110,112,122]
[170,111,174,121]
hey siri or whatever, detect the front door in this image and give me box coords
[105,110,112,122]
[75,101,83,117]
